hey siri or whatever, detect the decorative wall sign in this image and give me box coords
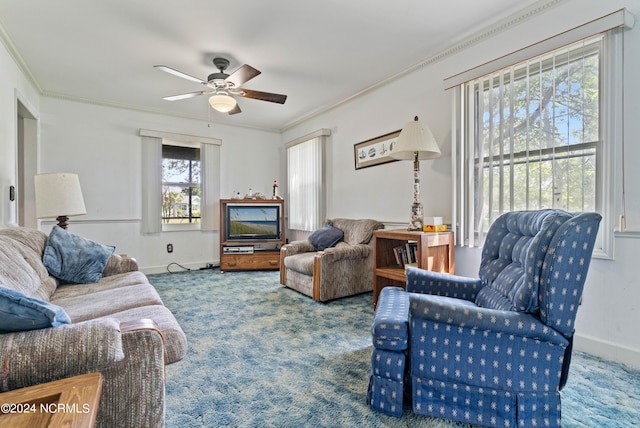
[354,130,401,170]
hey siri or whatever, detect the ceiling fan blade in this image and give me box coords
[163,90,212,101]
[239,89,287,104]
[155,65,206,85]
[225,64,261,87]
[228,104,242,115]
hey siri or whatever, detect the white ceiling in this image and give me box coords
[0,0,540,132]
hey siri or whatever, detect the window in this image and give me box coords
[452,23,627,258]
[286,129,330,232]
[162,145,201,224]
[140,129,221,234]
[471,37,600,234]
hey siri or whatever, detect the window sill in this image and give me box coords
[162,223,201,232]
[614,230,640,239]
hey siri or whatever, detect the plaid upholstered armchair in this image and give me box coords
[280,218,384,302]
[368,209,601,427]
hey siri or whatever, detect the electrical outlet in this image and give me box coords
[167,243,173,253]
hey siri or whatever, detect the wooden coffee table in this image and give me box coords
[0,372,102,427]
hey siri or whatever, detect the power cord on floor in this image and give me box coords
[166,262,191,273]
[166,263,220,273]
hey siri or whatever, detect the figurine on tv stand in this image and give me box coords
[244,188,266,199]
[272,180,282,200]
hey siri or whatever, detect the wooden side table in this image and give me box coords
[0,372,102,428]
[373,229,454,308]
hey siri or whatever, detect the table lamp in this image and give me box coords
[35,173,87,229]
[390,116,441,231]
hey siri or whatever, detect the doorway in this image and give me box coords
[17,100,38,228]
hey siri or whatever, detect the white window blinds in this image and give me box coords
[449,10,632,257]
[286,129,330,232]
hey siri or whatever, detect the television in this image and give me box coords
[225,203,282,241]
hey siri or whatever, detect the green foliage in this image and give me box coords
[475,42,599,229]
[162,156,201,223]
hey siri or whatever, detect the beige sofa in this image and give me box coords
[280,218,384,302]
[0,226,187,428]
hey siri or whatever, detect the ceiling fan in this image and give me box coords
[155,57,287,115]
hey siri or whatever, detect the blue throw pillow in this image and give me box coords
[43,225,115,284]
[0,285,71,333]
[308,223,344,251]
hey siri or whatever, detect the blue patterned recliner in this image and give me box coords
[368,209,601,427]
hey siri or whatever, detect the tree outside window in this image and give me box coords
[471,37,600,233]
[162,145,201,224]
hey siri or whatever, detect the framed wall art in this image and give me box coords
[354,130,401,170]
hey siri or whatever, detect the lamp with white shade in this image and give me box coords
[35,173,87,229]
[390,116,441,231]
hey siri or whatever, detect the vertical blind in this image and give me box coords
[463,37,600,246]
[449,10,633,252]
[286,131,329,232]
[200,142,221,231]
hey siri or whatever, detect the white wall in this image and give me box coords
[38,97,284,272]
[0,39,40,226]
[282,0,640,369]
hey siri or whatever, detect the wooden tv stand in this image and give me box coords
[219,199,285,272]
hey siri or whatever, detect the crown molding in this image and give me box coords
[279,0,565,133]
[0,17,42,93]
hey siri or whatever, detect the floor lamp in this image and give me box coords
[35,173,87,229]
[390,116,441,231]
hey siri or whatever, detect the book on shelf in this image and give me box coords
[392,242,418,267]
[392,246,403,267]
[392,245,405,267]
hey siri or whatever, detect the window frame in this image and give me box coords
[452,29,624,259]
[140,129,221,234]
[161,143,202,227]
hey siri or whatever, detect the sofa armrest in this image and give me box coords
[281,240,315,256]
[405,266,483,301]
[120,318,167,363]
[280,241,316,284]
[0,318,125,392]
[317,242,371,263]
[99,320,166,427]
[102,254,139,277]
[409,293,568,345]
[120,318,161,335]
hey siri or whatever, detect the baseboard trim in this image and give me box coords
[574,333,640,369]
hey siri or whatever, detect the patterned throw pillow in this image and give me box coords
[308,222,344,251]
[43,225,115,284]
[0,285,71,332]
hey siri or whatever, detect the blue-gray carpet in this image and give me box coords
[149,270,640,428]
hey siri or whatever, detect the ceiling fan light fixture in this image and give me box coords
[209,94,237,113]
